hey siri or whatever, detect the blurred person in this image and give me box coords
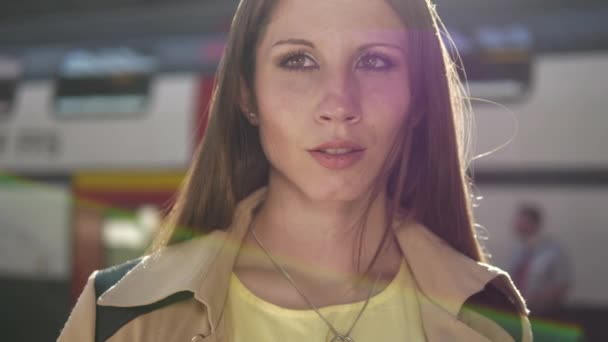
[509,203,572,316]
[59,0,531,341]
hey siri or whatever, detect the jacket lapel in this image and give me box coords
[395,219,503,316]
[418,295,491,341]
[395,219,528,341]
[194,188,265,332]
[96,188,266,334]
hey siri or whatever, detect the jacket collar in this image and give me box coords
[98,187,525,334]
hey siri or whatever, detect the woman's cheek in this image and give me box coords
[359,75,410,124]
[257,96,306,163]
[271,71,319,100]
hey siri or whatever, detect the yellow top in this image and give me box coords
[225,260,426,341]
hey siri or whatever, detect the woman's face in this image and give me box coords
[252,0,411,201]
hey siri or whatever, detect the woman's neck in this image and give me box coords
[246,177,399,280]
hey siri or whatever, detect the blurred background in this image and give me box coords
[0,0,606,341]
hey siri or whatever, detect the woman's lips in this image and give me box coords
[308,150,365,170]
[311,140,364,152]
[308,140,366,170]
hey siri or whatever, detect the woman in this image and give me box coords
[59,0,532,341]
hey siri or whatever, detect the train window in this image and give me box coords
[449,25,533,102]
[0,56,22,118]
[54,48,156,118]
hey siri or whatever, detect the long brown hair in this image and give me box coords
[152,0,483,264]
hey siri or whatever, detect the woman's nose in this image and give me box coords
[315,72,361,125]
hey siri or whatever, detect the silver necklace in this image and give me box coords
[250,222,382,342]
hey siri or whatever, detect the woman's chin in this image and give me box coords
[302,183,369,203]
[270,168,374,203]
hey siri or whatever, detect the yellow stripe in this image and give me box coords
[74,171,186,191]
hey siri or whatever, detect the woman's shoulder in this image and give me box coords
[94,257,143,301]
[460,281,528,341]
[60,231,229,342]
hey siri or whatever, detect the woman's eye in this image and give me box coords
[356,53,394,71]
[279,52,318,71]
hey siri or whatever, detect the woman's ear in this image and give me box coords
[239,81,259,126]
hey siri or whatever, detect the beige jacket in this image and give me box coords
[59,188,532,342]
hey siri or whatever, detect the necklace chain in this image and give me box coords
[249,221,382,342]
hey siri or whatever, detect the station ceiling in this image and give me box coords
[0,0,607,53]
[1,0,604,21]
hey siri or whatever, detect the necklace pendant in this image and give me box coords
[331,336,354,342]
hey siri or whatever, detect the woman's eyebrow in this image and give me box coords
[357,42,405,53]
[272,38,315,49]
[270,39,405,54]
